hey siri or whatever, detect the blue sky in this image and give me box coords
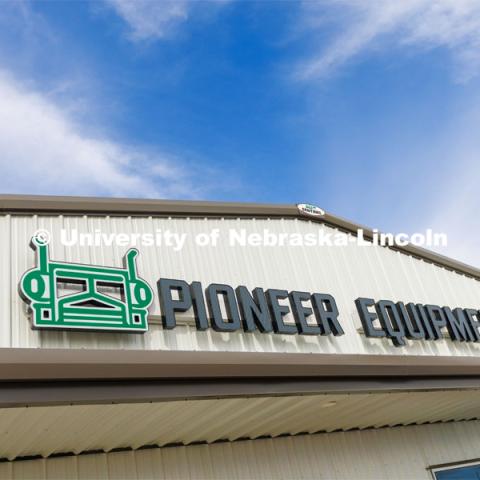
[1,1,480,265]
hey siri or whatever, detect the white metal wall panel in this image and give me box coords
[3,214,480,356]
[1,420,480,479]
[1,390,480,461]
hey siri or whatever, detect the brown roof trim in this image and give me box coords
[0,193,478,280]
[0,194,297,217]
[1,377,480,408]
[1,348,480,382]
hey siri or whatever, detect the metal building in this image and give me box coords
[1,194,480,479]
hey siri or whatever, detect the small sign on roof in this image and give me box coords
[297,203,325,217]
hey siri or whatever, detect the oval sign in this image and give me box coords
[297,203,325,217]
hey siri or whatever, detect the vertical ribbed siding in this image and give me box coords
[1,420,479,479]
[3,214,480,356]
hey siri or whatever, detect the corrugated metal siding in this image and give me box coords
[1,420,480,479]
[0,390,480,460]
[3,214,480,356]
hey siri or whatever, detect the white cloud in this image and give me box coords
[0,71,201,198]
[292,1,480,267]
[104,0,190,41]
[297,0,480,81]
[103,0,231,42]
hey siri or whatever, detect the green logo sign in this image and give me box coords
[20,235,153,332]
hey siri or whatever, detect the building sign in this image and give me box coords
[297,203,325,217]
[356,298,480,346]
[18,236,480,345]
[158,279,344,336]
[20,235,153,332]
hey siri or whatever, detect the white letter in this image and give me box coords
[79,232,93,246]
[116,233,130,247]
[433,232,448,247]
[229,229,246,246]
[248,233,262,246]
[395,233,409,247]
[173,234,187,252]
[410,233,425,246]
[60,228,78,247]
[334,233,348,246]
[357,229,370,246]
[142,233,154,247]
[210,229,220,246]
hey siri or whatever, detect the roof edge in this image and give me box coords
[1,377,480,408]
[0,194,296,216]
[0,193,478,280]
[1,348,480,381]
